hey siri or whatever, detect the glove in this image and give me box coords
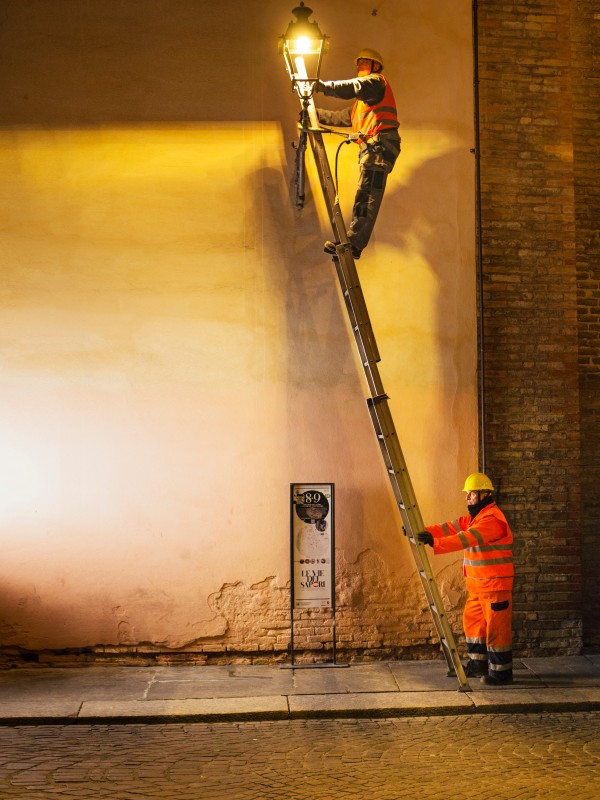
[416,531,434,547]
[315,80,334,95]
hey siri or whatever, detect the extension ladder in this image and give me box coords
[289,75,470,692]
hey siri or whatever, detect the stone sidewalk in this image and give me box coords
[0,655,599,725]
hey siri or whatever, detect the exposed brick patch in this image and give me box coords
[0,550,470,666]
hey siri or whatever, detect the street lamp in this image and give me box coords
[279,4,328,208]
[278,3,328,99]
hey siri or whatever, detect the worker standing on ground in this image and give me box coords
[315,48,400,260]
[417,473,515,685]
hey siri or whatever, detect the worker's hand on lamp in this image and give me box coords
[416,531,434,547]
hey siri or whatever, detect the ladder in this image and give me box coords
[290,85,471,691]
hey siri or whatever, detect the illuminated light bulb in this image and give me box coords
[294,36,311,53]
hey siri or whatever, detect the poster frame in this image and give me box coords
[286,482,347,668]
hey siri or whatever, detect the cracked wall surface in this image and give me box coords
[1,548,467,662]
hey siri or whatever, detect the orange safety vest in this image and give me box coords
[425,502,514,593]
[351,76,399,140]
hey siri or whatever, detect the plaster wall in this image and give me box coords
[0,0,476,655]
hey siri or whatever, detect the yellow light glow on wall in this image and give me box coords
[0,437,47,516]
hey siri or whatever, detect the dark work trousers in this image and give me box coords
[348,138,399,254]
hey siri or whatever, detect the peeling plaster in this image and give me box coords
[134,549,468,654]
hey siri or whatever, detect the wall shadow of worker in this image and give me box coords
[355,143,479,484]
[248,163,406,561]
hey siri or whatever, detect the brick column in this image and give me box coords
[571,0,600,650]
[476,0,583,655]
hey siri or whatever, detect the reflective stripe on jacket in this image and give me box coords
[351,76,399,140]
[425,502,514,592]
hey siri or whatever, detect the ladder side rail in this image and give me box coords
[332,247,382,369]
[301,106,380,371]
[307,129,382,371]
[413,579,459,675]
[410,539,468,682]
[333,258,384,398]
[367,396,470,688]
[368,396,422,524]
[336,286,382,394]
[306,127,348,243]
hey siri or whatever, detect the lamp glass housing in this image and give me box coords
[279,3,328,96]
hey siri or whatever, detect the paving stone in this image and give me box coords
[290,663,397,694]
[288,690,474,717]
[147,665,295,699]
[388,659,465,690]
[78,696,289,721]
[1,714,599,799]
[470,686,600,712]
[0,667,153,703]
[522,656,600,686]
[0,701,81,722]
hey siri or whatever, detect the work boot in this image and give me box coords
[464,659,488,678]
[323,240,362,260]
[480,670,513,686]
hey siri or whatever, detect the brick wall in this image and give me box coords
[571,1,600,650]
[477,0,599,655]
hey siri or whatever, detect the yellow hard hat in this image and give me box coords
[355,48,384,69]
[462,472,494,492]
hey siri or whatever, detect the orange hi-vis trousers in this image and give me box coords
[463,590,513,675]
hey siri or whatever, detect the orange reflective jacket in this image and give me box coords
[425,502,514,592]
[352,76,399,140]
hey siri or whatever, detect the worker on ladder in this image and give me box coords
[417,473,515,686]
[315,48,401,260]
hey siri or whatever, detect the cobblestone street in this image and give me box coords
[0,712,599,799]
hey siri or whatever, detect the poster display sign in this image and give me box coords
[290,483,334,610]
